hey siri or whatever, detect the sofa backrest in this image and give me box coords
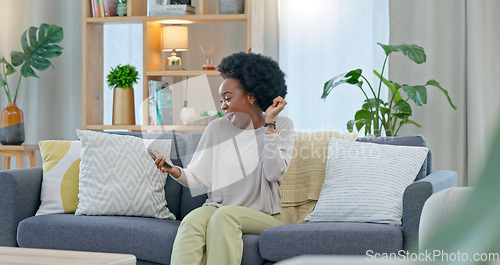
[105,131,433,220]
[179,132,208,219]
[356,134,432,181]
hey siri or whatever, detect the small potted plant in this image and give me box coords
[107,64,139,125]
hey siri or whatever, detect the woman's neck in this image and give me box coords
[250,111,266,129]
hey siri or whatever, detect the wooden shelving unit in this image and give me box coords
[81,0,252,131]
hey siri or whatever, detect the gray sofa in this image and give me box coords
[0,132,457,264]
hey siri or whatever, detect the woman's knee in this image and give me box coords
[179,207,214,232]
[207,206,240,228]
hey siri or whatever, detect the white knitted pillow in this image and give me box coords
[305,137,428,225]
[75,130,175,219]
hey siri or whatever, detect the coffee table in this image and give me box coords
[0,247,136,265]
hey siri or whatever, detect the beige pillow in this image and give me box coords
[75,130,175,219]
[281,131,357,224]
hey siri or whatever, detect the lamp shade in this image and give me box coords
[162,25,188,51]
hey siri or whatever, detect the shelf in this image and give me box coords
[85,125,207,132]
[147,70,221,77]
[84,14,248,24]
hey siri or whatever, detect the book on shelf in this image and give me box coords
[103,0,118,17]
[148,80,173,126]
[90,0,101,17]
[156,85,173,125]
[98,0,105,17]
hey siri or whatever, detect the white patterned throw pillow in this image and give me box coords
[305,137,429,225]
[75,130,175,219]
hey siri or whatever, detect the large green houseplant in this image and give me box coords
[321,43,456,137]
[0,23,63,145]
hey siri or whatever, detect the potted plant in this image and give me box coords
[0,23,63,145]
[107,64,139,125]
[321,43,456,137]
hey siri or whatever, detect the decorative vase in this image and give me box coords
[218,0,245,14]
[0,103,25,145]
[112,87,136,125]
[116,3,127,16]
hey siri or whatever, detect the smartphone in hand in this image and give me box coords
[147,147,175,168]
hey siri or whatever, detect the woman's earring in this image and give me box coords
[250,101,253,105]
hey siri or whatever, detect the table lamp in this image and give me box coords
[162,25,188,70]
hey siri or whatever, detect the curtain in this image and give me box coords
[389,0,500,185]
[279,0,389,132]
[0,0,82,167]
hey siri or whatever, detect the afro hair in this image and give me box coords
[218,52,287,112]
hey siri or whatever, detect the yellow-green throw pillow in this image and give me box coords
[36,140,82,215]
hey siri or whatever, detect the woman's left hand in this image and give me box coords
[265,96,287,120]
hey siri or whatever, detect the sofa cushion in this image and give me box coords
[17,214,264,265]
[36,140,82,215]
[259,222,403,262]
[76,130,175,219]
[356,134,430,180]
[305,138,428,225]
[101,131,187,220]
[17,214,180,264]
[242,234,265,265]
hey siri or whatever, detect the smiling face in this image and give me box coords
[219,78,255,128]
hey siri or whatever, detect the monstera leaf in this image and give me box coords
[10,24,63,78]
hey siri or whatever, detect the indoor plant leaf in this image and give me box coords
[378,43,426,64]
[362,98,384,110]
[354,109,373,132]
[392,100,412,115]
[10,24,64,78]
[374,70,403,103]
[347,119,369,133]
[28,27,38,51]
[396,44,426,64]
[426,79,457,110]
[321,69,362,100]
[400,119,421,127]
[402,85,427,106]
[0,54,16,76]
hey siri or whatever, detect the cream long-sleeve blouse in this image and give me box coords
[172,115,294,215]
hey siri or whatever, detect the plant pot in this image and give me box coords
[218,0,245,14]
[116,3,127,16]
[0,103,25,145]
[112,86,136,125]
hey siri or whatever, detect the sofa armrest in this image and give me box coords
[0,167,43,246]
[402,170,457,251]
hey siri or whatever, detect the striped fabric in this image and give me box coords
[305,137,428,225]
[75,130,175,219]
[36,140,82,215]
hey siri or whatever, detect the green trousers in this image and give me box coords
[170,205,283,265]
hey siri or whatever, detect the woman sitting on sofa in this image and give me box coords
[151,52,294,265]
